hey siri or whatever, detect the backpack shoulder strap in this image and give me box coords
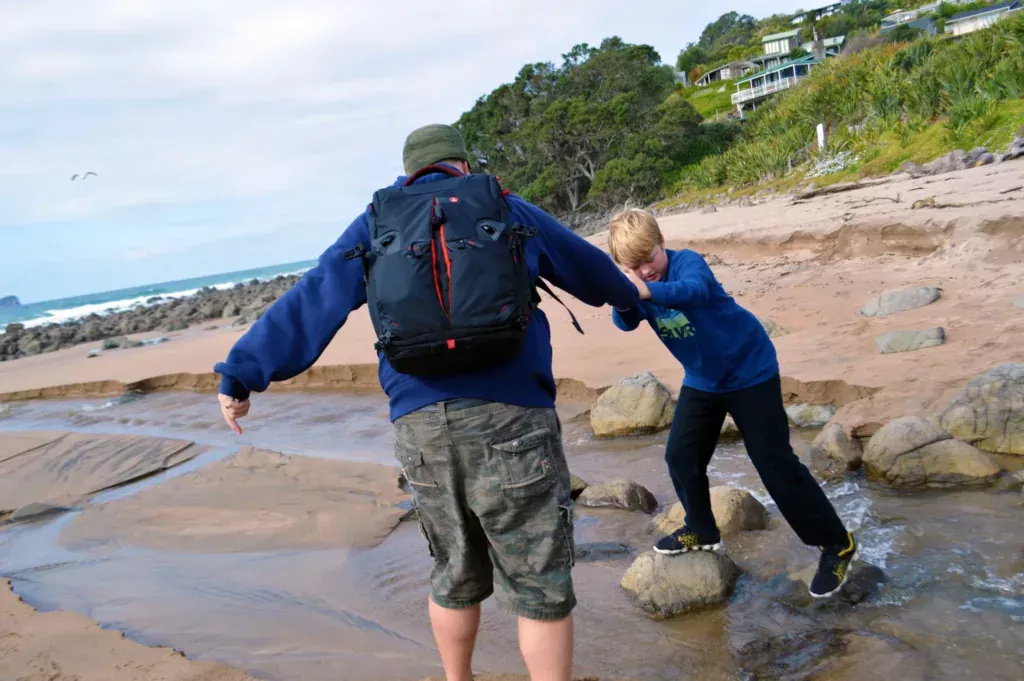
[535,278,584,335]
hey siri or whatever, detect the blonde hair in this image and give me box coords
[608,208,664,266]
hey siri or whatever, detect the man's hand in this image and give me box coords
[626,271,652,300]
[218,393,250,434]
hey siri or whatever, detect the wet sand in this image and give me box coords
[2,392,1023,680]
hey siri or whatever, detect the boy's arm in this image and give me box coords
[214,215,370,400]
[612,306,644,331]
[510,197,639,310]
[645,251,715,308]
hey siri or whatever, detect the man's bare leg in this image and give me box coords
[428,597,480,681]
[519,615,573,681]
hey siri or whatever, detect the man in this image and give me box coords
[214,124,639,681]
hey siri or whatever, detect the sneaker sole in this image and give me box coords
[809,549,860,599]
[653,542,723,556]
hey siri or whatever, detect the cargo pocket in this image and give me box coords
[558,503,576,568]
[490,428,556,499]
[395,442,439,491]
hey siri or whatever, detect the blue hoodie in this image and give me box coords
[612,249,778,393]
[215,167,639,421]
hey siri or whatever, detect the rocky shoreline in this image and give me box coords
[0,275,300,362]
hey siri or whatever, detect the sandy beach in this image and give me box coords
[2,160,1024,681]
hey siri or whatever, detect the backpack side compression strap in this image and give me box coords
[535,279,584,335]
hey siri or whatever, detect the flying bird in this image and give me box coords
[71,171,98,181]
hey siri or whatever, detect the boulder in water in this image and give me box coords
[0,295,20,308]
[809,423,863,479]
[621,550,741,617]
[653,486,768,536]
[875,327,945,354]
[863,416,1001,488]
[577,479,658,513]
[786,403,836,428]
[590,372,674,437]
[569,474,588,500]
[860,286,941,317]
[939,363,1024,456]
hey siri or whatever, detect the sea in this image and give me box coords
[0,259,318,331]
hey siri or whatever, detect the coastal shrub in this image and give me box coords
[678,13,1024,191]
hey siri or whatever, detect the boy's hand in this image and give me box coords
[626,271,652,300]
[218,393,250,434]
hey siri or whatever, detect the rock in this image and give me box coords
[1003,136,1024,161]
[737,196,753,207]
[863,416,1001,487]
[653,486,768,536]
[860,286,941,317]
[101,338,122,351]
[232,316,249,328]
[720,414,740,440]
[874,327,945,354]
[569,474,588,500]
[577,479,658,513]
[6,501,74,524]
[809,423,863,479]
[590,372,674,437]
[573,541,632,563]
[924,149,969,175]
[993,469,1024,492]
[222,304,242,318]
[940,363,1024,455]
[786,403,836,428]
[162,317,189,332]
[0,295,20,308]
[700,205,718,214]
[912,197,936,209]
[3,322,24,334]
[758,317,788,338]
[621,550,741,617]
[965,147,990,167]
[786,561,886,606]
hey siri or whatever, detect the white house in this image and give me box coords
[695,61,757,87]
[947,1,1021,36]
[791,2,846,25]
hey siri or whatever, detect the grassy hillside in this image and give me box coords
[675,13,1024,194]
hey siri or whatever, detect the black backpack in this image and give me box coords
[346,164,581,377]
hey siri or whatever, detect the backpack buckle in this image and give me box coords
[344,244,367,261]
[512,224,538,238]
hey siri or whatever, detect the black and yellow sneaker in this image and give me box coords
[653,526,723,555]
[810,532,858,598]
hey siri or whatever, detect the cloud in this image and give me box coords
[0,0,801,300]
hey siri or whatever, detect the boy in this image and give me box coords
[607,208,856,598]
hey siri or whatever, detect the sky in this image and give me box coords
[0,0,802,303]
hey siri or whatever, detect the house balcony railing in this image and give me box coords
[731,76,800,105]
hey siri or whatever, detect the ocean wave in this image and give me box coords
[12,266,313,330]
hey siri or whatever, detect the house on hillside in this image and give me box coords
[731,55,820,117]
[695,61,757,87]
[946,1,1021,36]
[750,30,803,71]
[821,35,846,56]
[791,2,847,25]
[889,15,939,36]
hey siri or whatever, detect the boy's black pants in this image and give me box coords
[665,373,848,547]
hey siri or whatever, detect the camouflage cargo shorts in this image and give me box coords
[393,400,576,620]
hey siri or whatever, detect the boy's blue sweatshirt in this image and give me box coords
[612,248,778,393]
[215,167,639,421]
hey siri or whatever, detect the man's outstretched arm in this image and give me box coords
[214,215,370,404]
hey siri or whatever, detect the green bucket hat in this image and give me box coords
[402,124,470,176]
